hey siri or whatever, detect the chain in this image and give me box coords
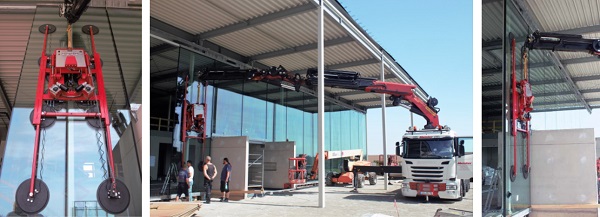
[39,128,47,180]
[96,121,108,180]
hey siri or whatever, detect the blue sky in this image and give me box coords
[337,1,474,155]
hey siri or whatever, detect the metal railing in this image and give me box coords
[150,117,176,132]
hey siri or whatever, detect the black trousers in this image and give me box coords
[204,179,213,202]
[177,182,188,198]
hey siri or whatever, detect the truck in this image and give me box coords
[396,129,472,200]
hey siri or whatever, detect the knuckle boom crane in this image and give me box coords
[509,31,600,182]
[196,65,471,201]
[15,0,130,214]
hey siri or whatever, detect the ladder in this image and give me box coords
[160,163,178,195]
[483,167,501,213]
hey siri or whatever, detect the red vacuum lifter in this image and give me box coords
[509,31,600,181]
[15,4,130,214]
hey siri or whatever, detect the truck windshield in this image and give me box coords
[403,138,454,159]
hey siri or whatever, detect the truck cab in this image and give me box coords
[397,127,471,200]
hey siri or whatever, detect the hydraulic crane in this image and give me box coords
[15,0,130,214]
[509,31,600,181]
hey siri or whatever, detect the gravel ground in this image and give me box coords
[192,178,473,217]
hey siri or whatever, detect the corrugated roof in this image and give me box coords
[150,0,432,112]
[482,0,600,114]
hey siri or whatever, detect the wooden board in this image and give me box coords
[149,202,201,217]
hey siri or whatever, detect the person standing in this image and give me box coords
[187,160,194,201]
[175,165,189,202]
[203,156,217,204]
[220,158,232,202]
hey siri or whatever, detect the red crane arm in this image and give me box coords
[365,81,440,129]
[199,66,441,129]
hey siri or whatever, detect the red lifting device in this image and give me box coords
[177,75,207,167]
[509,31,600,181]
[15,23,130,214]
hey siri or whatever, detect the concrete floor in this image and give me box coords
[191,178,473,217]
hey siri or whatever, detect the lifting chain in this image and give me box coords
[96,113,108,180]
[39,128,47,180]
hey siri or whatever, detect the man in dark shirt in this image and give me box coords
[203,156,217,204]
[175,165,189,202]
[220,158,232,202]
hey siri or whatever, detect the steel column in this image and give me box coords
[317,0,325,208]
[380,50,388,190]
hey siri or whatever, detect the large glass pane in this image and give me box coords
[242,94,267,140]
[0,109,66,216]
[214,89,242,136]
[503,1,533,215]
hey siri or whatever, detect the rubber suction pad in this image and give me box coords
[82,25,99,35]
[522,165,530,179]
[85,106,103,129]
[97,179,130,214]
[38,24,56,34]
[15,178,50,215]
[29,105,56,129]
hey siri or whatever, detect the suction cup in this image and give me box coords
[81,25,99,35]
[85,106,103,129]
[522,165,530,179]
[38,24,56,34]
[15,178,50,215]
[97,179,130,214]
[29,105,56,129]
[510,165,516,182]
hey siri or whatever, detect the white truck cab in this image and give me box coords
[397,127,472,201]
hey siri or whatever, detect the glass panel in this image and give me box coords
[0,108,66,216]
[504,1,533,215]
[214,89,242,136]
[242,88,267,140]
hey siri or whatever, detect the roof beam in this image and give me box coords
[555,24,600,35]
[482,56,600,76]
[0,78,11,117]
[151,43,177,56]
[251,36,354,60]
[129,71,142,103]
[197,2,315,40]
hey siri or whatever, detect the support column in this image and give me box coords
[380,50,388,190]
[317,0,326,208]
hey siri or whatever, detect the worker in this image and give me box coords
[187,160,194,201]
[220,158,232,202]
[175,165,189,202]
[296,154,306,179]
[203,156,217,204]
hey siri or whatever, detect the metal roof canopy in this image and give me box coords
[482,0,600,116]
[150,0,433,113]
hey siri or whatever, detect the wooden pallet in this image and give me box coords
[149,202,201,217]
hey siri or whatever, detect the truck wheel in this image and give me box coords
[368,172,377,185]
[460,182,466,197]
[466,181,470,192]
[325,172,334,186]
[357,174,365,188]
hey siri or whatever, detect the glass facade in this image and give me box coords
[149,46,368,189]
[0,7,141,216]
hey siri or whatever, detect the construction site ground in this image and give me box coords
[191,178,473,217]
